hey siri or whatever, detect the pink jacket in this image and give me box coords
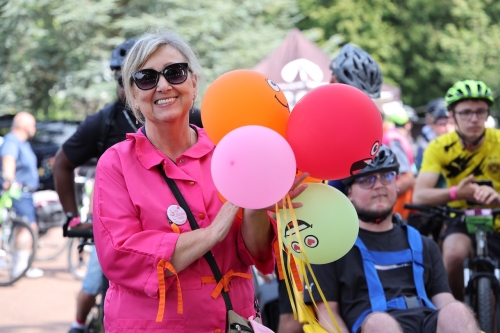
[93,127,276,333]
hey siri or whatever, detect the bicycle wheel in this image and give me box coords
[477,277,494,333]
[0,218,37,286]
[68,238,92,280]
[36,227,69,261]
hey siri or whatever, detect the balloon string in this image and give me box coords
[285,195,342,333]
[294,258,328,333]
[276,200,298,318]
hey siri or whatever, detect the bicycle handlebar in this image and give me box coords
[66,228,94,238]
[405,203,500,216]
[62,212,94,239]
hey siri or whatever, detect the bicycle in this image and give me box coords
[405,203,500,333]
[0,185,37,286]
[63,213,104,333]
[34,189,68,261]
[65,166,96,281]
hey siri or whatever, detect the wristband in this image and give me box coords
[68,216,81,228]
[449,186,458,200]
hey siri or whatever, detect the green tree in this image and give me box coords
[0,0,300,120]
[297,0,500,111]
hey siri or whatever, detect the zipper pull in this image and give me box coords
[236,324,241,332]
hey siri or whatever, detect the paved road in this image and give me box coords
[0,239,82,333]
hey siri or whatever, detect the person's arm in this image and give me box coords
[241,209,274,264]
[2,155,16,187]
[431,292,455,309]
[1,137,19,188]
[93,149,239,294]
[52,148,79,216]
[316,301,349,333]
[53,112,103,216]
[388,140,415,195]
[413,173,478,206]
[413,172,448,205]
[240,173,309,272]
[397,171,415,195]
[166,201,239,275]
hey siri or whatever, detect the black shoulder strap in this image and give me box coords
[156,164,233,311]
[97,102,118,157]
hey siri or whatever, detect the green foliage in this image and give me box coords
[3,0,500,120]
[0,0,299,120]
[297,0,500,111]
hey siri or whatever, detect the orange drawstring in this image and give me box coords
[288,255,303,292]
[201,269,252,299]
[170,223,181,234]
[274,239,285,280]
[156,259,182,322]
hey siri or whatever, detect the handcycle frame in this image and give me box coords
[405,203,500,333]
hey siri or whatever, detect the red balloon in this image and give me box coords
[286,84,383,180]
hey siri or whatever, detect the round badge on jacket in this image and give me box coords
[167,205,187,225]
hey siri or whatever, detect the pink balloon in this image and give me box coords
[211,126,297,209]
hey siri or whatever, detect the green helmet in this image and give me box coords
[445,80,494,107]
[384,104,409,126]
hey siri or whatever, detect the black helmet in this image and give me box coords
[110,37,137,70]
[426,98,449,121]
[426,98,446,115]
[432,107,449,121]
[330,44,382,99]
[342,145,399,186]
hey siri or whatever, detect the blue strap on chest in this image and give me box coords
[351,225,436,333]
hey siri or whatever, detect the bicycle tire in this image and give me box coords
[68,238,91,281]
[477,277,494,333]
[0,218,37,286]
[35,227,69,261]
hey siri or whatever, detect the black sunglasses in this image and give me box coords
[131,63,190,90]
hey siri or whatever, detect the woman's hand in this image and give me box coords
[207,201,240,243]
[265,171,311,211]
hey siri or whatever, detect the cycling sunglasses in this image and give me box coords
[131,63,190,90]
[354,171,397,189]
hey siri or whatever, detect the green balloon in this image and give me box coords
[279,183,359,264]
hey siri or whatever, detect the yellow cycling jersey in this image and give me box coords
[420,128,500,209]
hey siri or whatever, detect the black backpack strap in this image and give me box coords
[96,103,118,157]
[156,164,233,311]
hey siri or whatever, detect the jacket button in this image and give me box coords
[215,330,222,333]
[189,181,195,186]
[198,213,205,219]
[180,159,185,163]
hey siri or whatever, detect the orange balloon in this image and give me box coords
[296,170,323,184]
[217,191,243,219]
[201,70,290,145]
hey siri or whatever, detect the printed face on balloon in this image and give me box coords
[349,141,380,176]
[278,183,359,265]
[201,69,291,144]
[284,219,319,255]
[266,79,289,111]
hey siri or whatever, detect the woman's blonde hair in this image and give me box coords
[121,28,203,123]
